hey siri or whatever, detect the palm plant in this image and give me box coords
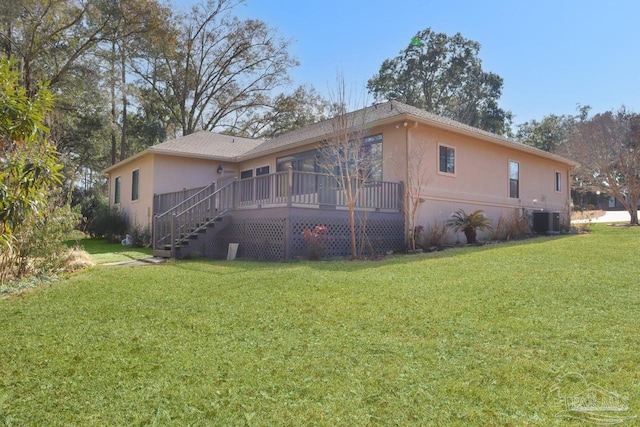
[446,209,492,244]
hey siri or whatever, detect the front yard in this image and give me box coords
[1,226,639,425]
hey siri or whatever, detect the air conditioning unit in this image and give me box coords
[532,211,561,234]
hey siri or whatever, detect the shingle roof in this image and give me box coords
[148,130,262,159]
[242,100,529,157]
[241,100,577,166]
[104,101,577,174]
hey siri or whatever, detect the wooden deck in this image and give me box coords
[152,171,404,258]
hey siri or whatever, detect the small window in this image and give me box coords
[509,161,519,198]
[438,144,455,174]
[555,171,562,192]
[114,176,121,204]
[131,169,140,201]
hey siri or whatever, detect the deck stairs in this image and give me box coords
[153,179,236,258]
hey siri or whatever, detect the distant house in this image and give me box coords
[103,101,577,260]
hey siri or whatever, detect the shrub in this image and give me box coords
[76,191,110,236]
[302,225,330,260]
[0,193,81,286]
[416,220,450,250]
[491,209,531,241]
[92,207,128,243]
[129,221,151,248]
[446,209,492,244]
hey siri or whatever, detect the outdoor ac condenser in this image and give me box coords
[532,211,561,234]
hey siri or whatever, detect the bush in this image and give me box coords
[129,221,151,248]
[302,225,330,260]
[75,191,110,236]
[0,194,81,286]
[92,207,128,243]
[446,209,492,244]
[491,209,531,241]
[416,220,450,250]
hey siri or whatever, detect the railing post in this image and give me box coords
[287,167,293,207]
[152,214,157,251]
[170,214,176,258]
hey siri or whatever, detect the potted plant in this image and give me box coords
[446,209,492,244]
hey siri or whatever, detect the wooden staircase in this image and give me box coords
[153,179,236,258]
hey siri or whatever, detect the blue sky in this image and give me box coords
[174,0,640,125]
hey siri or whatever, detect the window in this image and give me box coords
[240,169,253,202]
[439,144,455,174]
[360,134,383,181]
[131,170,140,201]
[555,171,562,192]
[114,176,121,204]
[277,150,322,196]
[509,161,519,198]
[255,166,270,200]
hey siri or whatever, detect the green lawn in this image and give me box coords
[2,226,640,425]
[68,238,153,264]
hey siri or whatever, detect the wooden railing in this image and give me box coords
[153,186,206,216]
[153,171,403,256]
[153,180,235,255]
[236,170,403,211]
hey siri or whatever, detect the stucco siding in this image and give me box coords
[109,154,155,231]
[386,123,572,238]
[152,154,219,194]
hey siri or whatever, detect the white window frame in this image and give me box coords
[114,176,122,205]
[555,171,562,193]
[437,143,456,176]
[509,160,519,199]
[131,169,140,202]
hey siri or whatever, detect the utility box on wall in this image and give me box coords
[532,211,561,234]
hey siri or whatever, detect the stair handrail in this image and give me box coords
[174,178,236,219]
[154,179,237,254]
[155,181,217,220]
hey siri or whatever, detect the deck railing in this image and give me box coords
[235,170,403,211]
[153,171,403,255]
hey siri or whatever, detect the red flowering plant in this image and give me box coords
[302,225,331,260]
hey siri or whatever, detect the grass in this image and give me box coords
[66,238,153,264]
[2,226,640,425]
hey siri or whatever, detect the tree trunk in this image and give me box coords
[629,201,639,225]
[120,48,127,161]
[464,227,477,244]
[348,203,357,260]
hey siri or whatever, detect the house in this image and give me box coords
[103,100,578,260]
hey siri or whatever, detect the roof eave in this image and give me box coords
[102,148,240,175]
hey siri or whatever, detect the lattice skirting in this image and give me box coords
[289,215,404,258]
[213,210,404,260]
[213,218,287,261]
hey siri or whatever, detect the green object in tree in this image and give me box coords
[410,36,424,47]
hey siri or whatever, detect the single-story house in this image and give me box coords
[103,100,578,260]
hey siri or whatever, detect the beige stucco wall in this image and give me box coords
[152,154,221,194]
[109,154,155,231]
[393,122,572,240]
[107,121,572,240]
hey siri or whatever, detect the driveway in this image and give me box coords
[572,210,631,224]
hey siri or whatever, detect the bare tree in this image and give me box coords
[563,108,640,225]
[317,75,379,259]
[403,136,431,251]
[131,0,297,135]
